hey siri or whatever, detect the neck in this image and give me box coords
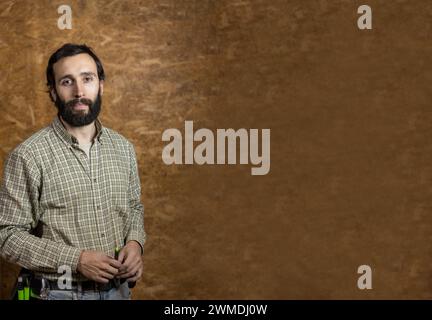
[59,116,97,145]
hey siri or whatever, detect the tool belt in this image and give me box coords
[11,268,133,299]
[11,269,122,300]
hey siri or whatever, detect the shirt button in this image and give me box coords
[93,178,97,183]
[97,205,101,209]
[101,233,105,237]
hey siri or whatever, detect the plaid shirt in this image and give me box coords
[0,115,146,281]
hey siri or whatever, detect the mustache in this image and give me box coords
[65,98,93,109]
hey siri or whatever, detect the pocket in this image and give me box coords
[47,289,74,300]
[119,282,132,300]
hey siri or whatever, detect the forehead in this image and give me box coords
[53,53,97,78]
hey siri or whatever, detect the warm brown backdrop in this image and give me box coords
[1,0,432,299]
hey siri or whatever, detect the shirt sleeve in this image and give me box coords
[124,143,146,255]
[0,147,82,273]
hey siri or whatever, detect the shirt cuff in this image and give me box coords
[125,232,145,255]
[58,246,82,273]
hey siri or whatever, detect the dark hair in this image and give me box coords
[46,43,105,99]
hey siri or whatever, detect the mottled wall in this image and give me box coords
[1,0,432,299]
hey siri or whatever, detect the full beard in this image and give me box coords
[55,91,102,127]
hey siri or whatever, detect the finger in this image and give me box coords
[99,270,115,280]
[118,248,126,263]
[118,263,141,279]
[117,257,140,276]
[107,257,123,269]
[127,275,139,283]
[96,277,109,284]
[103,264,119,276]
[122,251,135,267]
[116,250,128,273]
[117,264,129,275]
[127,266,143,283]
[126,255,142,270]
[117,258,139,277]
[95,276,110,284]
[117,268,137,279]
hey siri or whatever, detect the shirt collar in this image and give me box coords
[52,115,104,147]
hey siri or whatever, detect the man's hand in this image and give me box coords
[116,241,143,283]
[77,250,123,283]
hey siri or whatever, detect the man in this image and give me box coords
[0,43,146,300]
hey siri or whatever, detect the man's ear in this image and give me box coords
[50,88,57,102]
[99,80,104,96]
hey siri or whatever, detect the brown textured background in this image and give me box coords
[1,0,432,299]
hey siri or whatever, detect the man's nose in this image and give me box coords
[73,80,84,98]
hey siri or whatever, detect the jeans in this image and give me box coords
[44,281,131,300]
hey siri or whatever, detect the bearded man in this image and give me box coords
[0,43,146,300]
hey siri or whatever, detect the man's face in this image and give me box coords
[51,53,104,127]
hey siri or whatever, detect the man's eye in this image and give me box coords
[61,79,72,86]
[84,76,94,82]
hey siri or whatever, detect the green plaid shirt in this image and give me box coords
[0,115,146,281]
